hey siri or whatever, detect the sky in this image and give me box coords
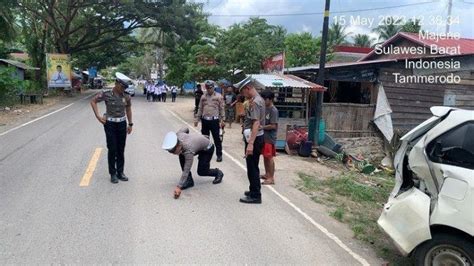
[193,0,474,40]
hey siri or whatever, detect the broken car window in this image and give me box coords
[427,122,474,170]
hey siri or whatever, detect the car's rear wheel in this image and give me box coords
[414,233,474,266]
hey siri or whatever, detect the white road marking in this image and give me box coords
[0,93,95,137]
[167,109,370,266]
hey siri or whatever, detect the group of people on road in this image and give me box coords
[174,78,279,203]
[91,75,278,204]
[144,80,178,103]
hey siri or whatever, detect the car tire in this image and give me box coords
[414,232,474,266]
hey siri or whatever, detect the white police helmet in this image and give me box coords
[162,132,178,151]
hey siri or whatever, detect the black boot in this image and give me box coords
[239,196,262,204]
[117,173,129,181]
[213,169,224,184]
[111,174,119,184]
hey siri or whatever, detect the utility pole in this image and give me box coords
[445,0,452,34]
[313,0,330,146]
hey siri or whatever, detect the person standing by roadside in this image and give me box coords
[235,95,246,124]
[224,86,237,128]
[194,81,225,162]
[194,84,204,115]
[237,76,265,204]
[90,77,133,184]
[260,90,278,185]
[171,86,178,102]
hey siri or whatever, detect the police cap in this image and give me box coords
[235,76,253,91]
[162,131,178,151]
[115,78,129,89]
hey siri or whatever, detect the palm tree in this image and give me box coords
[138,28,167,79]
[372,17,402,42]
[328,22,350,47]
[401,19,422,33]
[353,34,374,48]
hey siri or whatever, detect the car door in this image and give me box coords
[425,120,474,235]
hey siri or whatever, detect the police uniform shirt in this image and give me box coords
[195,91,225,122]
[176,127,212,187]
[94,89,131,118]
[244,94,265,136]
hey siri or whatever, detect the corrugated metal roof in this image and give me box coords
[248,74,325,91]
[286,51,470,73]
[0,59,39,70]
[286,58,397,72]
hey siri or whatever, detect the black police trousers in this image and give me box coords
[201,119,222,158]
[104,121,127,175]
[179,145,218,183]
[245,135,264,199]
[194,97,201,114]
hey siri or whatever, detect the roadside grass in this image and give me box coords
[297,171,413,265]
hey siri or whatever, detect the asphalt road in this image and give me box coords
[0,94,379,264]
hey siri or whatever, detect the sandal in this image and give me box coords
[260,175,267,180]
[261,180,275,185]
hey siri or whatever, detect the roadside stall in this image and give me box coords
[241,74,326,151]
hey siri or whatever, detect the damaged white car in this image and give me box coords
[378,107,474,265]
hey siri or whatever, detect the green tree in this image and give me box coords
[372,17,402,42]
[216,18,286,78]
[165,17,286,85]
[401,19,422,33]
[165,7,222,84]
[0,0,16,42]
[353,34,374,48]
[17,0,201,54]
[0,0,18,58]
[284,32,320,67]
[328,22,350,48]
[0,67,25,105]
[71,34,138,70]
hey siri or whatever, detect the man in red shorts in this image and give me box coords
[260,90,278,185]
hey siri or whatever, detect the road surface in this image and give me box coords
[0,94,380,264]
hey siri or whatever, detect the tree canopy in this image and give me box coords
[1,2,427,89]
[284,32,320,67]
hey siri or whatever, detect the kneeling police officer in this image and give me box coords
[162,127,224,199]
[90,77,133,183]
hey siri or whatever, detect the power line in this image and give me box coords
[209,1,437,17]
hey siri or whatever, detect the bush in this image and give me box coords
[0,66,25,105]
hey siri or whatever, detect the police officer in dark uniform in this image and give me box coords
[194,84,204,115]
[90,77,133,184]
[194,80,225,162]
